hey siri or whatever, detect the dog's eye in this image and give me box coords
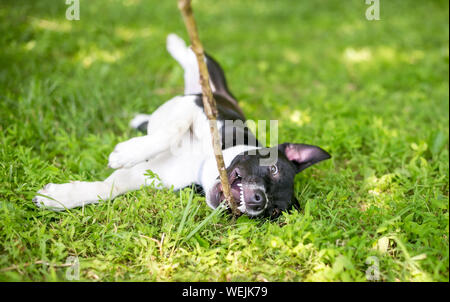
[270,165,278,175]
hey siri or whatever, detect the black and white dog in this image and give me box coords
[33,34,331,218]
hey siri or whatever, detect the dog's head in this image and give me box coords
[209,143,331,218]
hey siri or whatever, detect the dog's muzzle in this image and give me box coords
[208,168,269,217]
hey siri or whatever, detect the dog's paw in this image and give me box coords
[33,183,76,211]
[108,136,149,169]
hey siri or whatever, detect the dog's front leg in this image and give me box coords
[108,119,192,169]
[107,129,188,169]
[108,95,203,169]
[107,135,155,169]
[33,161,158,211]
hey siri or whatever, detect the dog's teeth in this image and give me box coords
[237,183,242,187]
[239,187,244,204]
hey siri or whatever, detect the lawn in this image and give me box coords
[0,0,448,282]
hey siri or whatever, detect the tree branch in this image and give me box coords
[177,0,240,216]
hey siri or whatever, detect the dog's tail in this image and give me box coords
[166,33,238,106]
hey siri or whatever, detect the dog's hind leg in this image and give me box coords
[166,33,203,95]
[166,33,239,107]
[33,161,160,211]
[108,95,204,169]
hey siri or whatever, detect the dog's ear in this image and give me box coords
[278,143,331,173]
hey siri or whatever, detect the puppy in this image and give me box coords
[33,34,331,218]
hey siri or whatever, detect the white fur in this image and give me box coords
[108,95,203,169]
[34,162,161,210]
[34,95,258,211]
[129,113,151,129]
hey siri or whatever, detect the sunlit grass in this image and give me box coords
[0,0,448,281]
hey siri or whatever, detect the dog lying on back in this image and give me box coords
[33,34,331,218]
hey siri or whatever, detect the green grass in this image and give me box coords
[0,0,448,282]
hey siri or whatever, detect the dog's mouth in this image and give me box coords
[209,168,267,217]
[211,167,244,208]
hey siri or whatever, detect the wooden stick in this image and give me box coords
[177,0,240,216]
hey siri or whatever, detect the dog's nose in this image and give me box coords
[246,189,266,211]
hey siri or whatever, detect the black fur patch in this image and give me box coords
[136,121,149,134]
